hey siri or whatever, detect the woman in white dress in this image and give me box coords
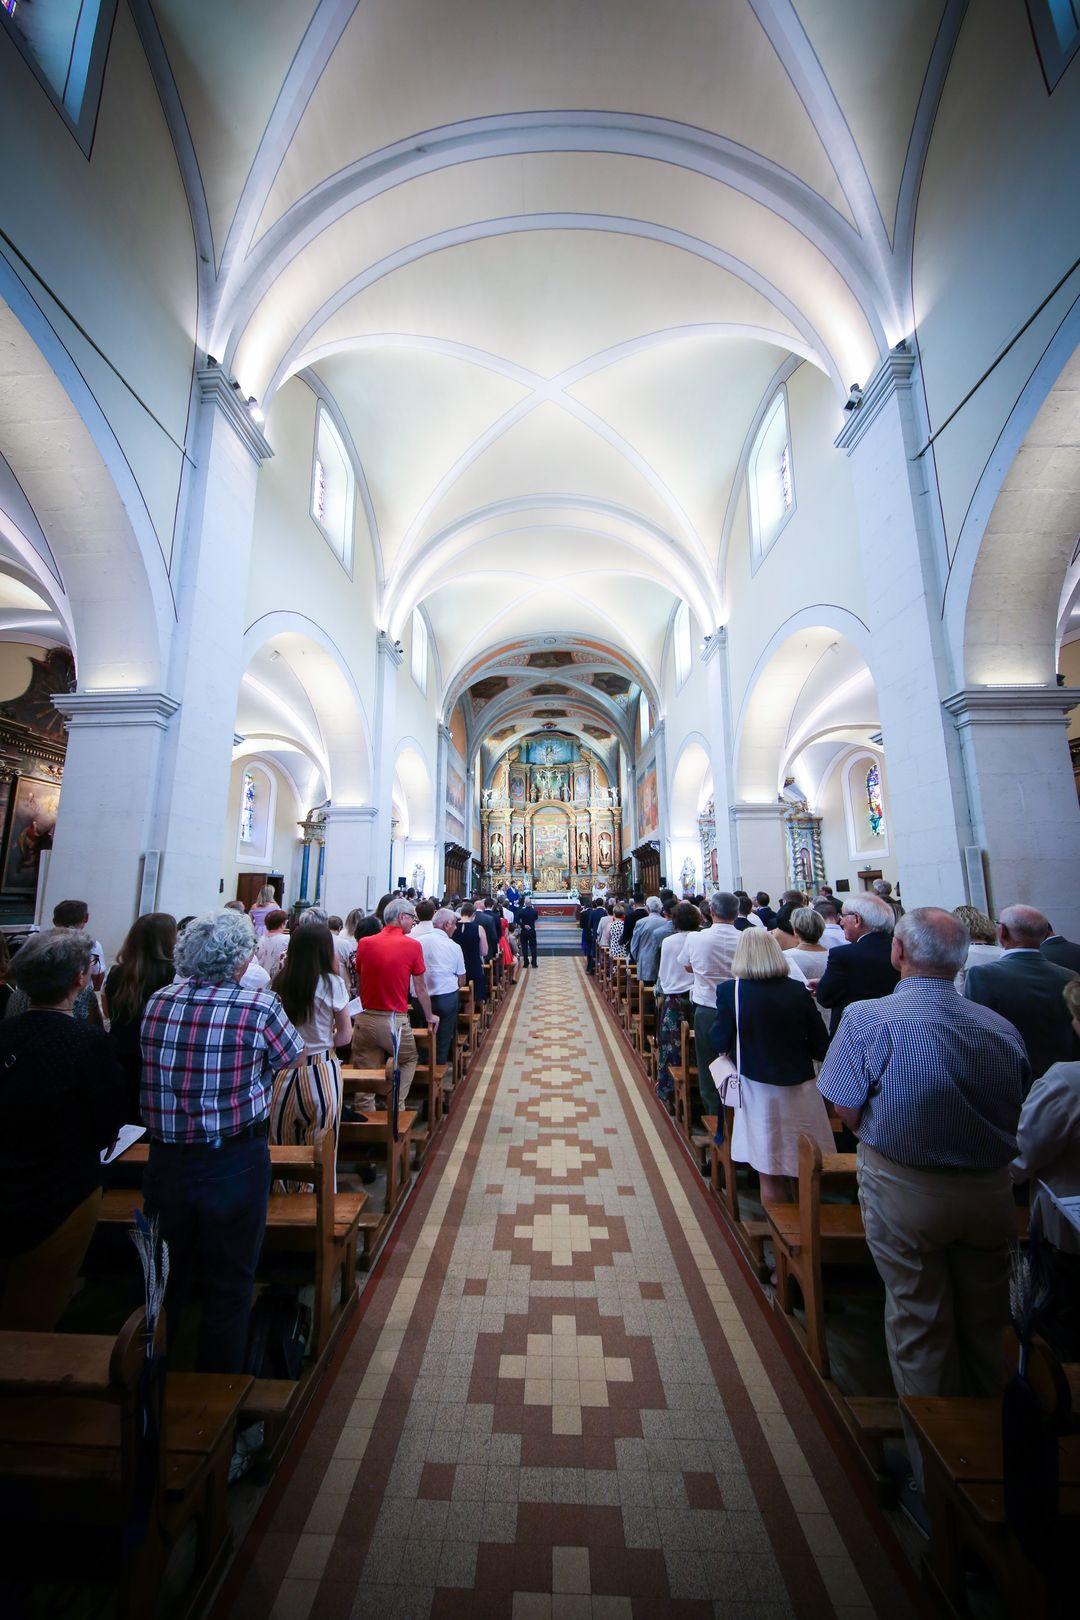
[711,930,832,1204]
[952,905,1003,994]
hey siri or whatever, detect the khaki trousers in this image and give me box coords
[0,1187,102,1330]
[350,1011,418,1114]
[857,1143,1014,1485]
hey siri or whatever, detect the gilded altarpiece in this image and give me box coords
[480,734,620,891]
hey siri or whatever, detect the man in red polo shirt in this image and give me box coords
[351,896,438,1115]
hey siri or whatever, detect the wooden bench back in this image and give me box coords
[797,1133,857,1277]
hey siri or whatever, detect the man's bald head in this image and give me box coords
[999,905,1050,949]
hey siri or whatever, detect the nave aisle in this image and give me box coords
[219,960,917,1619]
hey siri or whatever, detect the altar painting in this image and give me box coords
[532,822,568,870]
[2,775,59,895]
[573,765,590,801]
[525,736,574,765]
[446,765,466,837]
[636,766,658,837]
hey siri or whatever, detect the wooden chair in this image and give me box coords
[0,1308,250,1620]
[100,1138,367,1361]
[764,1133,867,1377]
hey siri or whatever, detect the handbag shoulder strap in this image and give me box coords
[733,978,741,1076]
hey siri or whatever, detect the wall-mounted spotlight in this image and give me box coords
[247,396,265,424]
[843,383,863,413]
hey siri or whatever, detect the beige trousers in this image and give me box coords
[857,1143,1014,1486]
[350,1011,418,1115]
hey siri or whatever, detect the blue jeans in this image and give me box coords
[143,1133,270,1373]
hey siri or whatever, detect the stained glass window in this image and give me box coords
[865,761,885,839]
[240,771,257,843]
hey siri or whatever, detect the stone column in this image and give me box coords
[322,804,379,916]
[434,722,451,895]
[47,691,180,957]
[370,630,403,900]
[942,684,1080,936]
[729,803,786,896]
[652,720,671,888]
[702,632,737,889]
[836,344,971,908]
[154,365,272,920]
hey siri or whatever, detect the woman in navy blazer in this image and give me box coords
[712,930,832,1203]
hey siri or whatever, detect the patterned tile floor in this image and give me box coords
[218,960,919,1620]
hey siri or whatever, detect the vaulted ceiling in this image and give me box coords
[149,0,955,742]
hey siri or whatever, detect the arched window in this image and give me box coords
[411,608,428,694]
[1029,0,1080,87]
[310,404,354,569]
[747,389,795,566]
[1,0,114,153]
[673,599,691,690]
[865,761,886,839]
[236,761,276,863]
[841,752,889,858]
[639,691,651,745]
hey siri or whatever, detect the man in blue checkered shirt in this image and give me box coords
[818,906,1028,1489]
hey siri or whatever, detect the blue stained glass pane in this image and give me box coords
[866,762,885,839]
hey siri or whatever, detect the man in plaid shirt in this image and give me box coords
[141,909,303,1372]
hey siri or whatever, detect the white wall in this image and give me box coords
[221,756,303,908]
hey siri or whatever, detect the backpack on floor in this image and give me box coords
[244,1286,311,1380]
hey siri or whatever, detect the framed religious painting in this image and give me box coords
[1,775,60,895]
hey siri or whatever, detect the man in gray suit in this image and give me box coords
[1042,927,1080,974]
[629,895,674,985]
[964,905,1079,1084]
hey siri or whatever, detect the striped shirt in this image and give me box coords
[817,976,1028,1169]
[140,978,303,1143]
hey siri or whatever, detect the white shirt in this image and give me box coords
[596,914,614,947]
[820,923,846,950]
[413,921,466,996]
[295,972,350,1055]
[677,923,740,1007]
[256,931,289,977]
[955,939,1003,994]
[746,912,765,929]
[240,958,271,991]
[657,932,694,995]
[1011,1060,1080,1254]
[332,930,356,979]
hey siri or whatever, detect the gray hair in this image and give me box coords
[11,928,92,1004]
[299,906,328,927]
[175,909,255,984]
[433,907,458,930]
[710,891,739,923]
[384,896,417,926]
[1000,904,1050,947]
[895,907,969,975]
[791,906,824,945]
[872,878,893,899]
[844,893,896,933]
[645,896,663,914]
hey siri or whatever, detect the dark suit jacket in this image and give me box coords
[1043,935,1080,974]
[518,905,538,931]
[453,920,487,1003]
[477,909,500,961]
[965,951,1079,1080]
[711,977,829,1086]
[815,930,900,1034]
[754,906,777,930]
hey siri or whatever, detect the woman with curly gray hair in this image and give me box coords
[140,909,305,1371]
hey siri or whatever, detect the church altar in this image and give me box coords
[479,732,621,894]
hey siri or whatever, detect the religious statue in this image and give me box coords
[489,830,504,868]
[680,856,697,894]
[511,829,525,868]
[607,786,618,807]
[412,862,426,895]
[482,788,493,808]
[577,829,590,868]
[598,830,612,868]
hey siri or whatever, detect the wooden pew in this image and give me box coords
[339,1068,416,1264]
[410,1026,444,1163]
[706,1107,770,1274]
[99,1137,367,1360]
[0,1308,251,1619]
[635,980,657,1063]
[764,1133,868,1377]
[622,963,638,1038]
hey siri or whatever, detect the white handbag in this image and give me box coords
[708,978,743,1110]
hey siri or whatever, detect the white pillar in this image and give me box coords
[322,804,379,916]
[47,691,179,958]
[702,632,737,889]
[942,685,1080,936]
[434,721,451,894]
[836,345,971,909]
[730,803,786,896]
[652,719,671,888]
[370,631,402,901]
[155,366,272,919]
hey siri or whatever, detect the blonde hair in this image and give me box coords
[791,906,824,944]
[1064,978,1080,1023]
[732,929,789,980]
[953,904,996,945]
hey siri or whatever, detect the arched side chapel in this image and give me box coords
[0,0,1076,954]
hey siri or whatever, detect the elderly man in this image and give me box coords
[413,901,466,1065]
[141,910,305,1372]
[964,904,1078,1083]
[630,895,674,986]
[818,908,1028,1490]
[677,892,741,1116]
[814,892,899,1032]
[352,896,439,1115]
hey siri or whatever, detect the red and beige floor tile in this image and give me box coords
[218,961,918,1620]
